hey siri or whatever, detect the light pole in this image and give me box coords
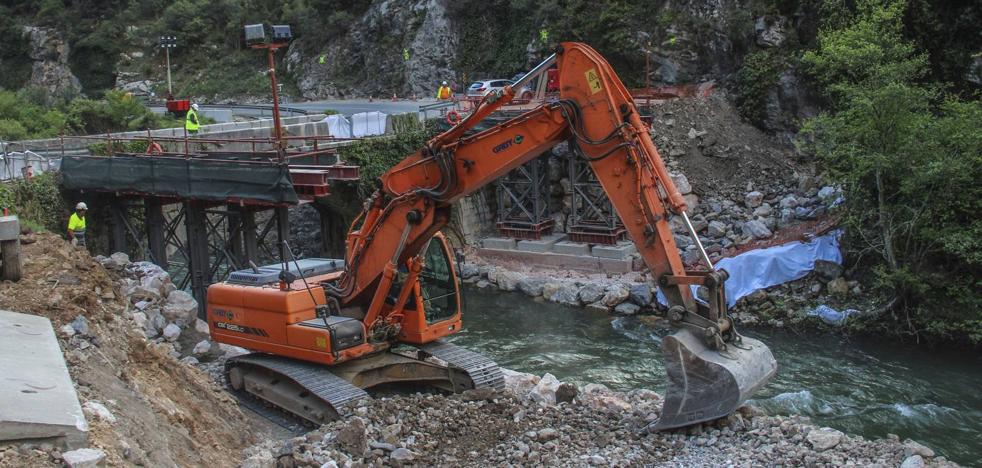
[159,35,177,99]
[245,24,292,163]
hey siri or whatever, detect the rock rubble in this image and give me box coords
[242,370,957,467]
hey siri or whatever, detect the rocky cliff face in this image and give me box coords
[24,26,82,98]
[286,0,457,99]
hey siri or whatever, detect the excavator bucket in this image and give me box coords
[650,328,778,431]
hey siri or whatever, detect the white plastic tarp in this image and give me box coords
[657,230,843,307]
[351,111,387,137]
[0,150,54,181]
[323,114,352,138]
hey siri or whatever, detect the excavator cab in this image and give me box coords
[418,237,460,324]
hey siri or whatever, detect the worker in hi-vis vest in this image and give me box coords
[185,103,200,134]
[67,202,88,248]
[436,81,452,100]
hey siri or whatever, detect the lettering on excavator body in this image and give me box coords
[493,135,525,154]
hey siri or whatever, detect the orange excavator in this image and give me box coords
[207,42,777,430]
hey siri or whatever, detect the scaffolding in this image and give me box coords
[495,155,554,240]
[567,146,625,245]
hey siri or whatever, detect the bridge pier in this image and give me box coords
[184,201,209,319]
[145,198,167,267]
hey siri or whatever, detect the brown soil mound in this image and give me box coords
[648,94,808,200]
[0,234,260,467]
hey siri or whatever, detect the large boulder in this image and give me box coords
[670,173,692,195]
[458,262,479,279]
[162,323,181,342]
[806,427,843,452]
[528,373,561,406]
[493,270,524,292]
[548,282,581,306]
[336,417,369,456]
[614,302,640,315]
[162,290,198,326]
[517,277,547,297]
[578,283,606,304]
[745,191,764,208]
[707,220,727,238]
[743,220,773,239]
[62,448,106,468]
[601,284,630,307]
[502,369,540,397]
[628,283,653,307]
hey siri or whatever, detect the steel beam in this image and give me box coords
[184,201,209,318]
[275,206,290,262]
[227,205,244,265]
[145,198,167,267]
[241,207,259,265]
[109,199,128,254]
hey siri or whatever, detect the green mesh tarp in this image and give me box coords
[60,155,299,204]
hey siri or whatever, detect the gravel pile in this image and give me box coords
[241,371,955,467]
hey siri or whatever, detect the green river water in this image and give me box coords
[447,287,982,465]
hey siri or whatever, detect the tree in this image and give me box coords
[801,0,982,342]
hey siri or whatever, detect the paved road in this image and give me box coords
[289,99,441,116]
[151,99,452,122]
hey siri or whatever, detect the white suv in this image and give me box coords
[466,79,534,99]
[466,79,511,97]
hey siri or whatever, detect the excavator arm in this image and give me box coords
[329,42,776,430]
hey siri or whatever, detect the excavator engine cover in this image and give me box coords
[652,329,777,430]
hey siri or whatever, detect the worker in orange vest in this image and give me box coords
[436,81,453,100]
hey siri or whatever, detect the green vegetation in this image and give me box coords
[447,0,662,85]
[734,49,786,125]
[0,88,184,140]
[0,172,66,233]
[338,130,431,197]
[801,0,982,344]
[0,6,32,90]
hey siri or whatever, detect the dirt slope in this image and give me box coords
[0,234,261,467]
[648,94,808,200]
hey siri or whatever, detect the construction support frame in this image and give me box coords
[567,147,626,245]
[495,155,554,239]
[101,195,310,318]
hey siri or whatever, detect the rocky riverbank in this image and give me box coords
[457,251,873,334]
[241,369,954,467]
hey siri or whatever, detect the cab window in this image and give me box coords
[419,239,458,323]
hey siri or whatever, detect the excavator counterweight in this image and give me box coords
[207,42,776,431]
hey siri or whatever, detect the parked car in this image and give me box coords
[466,79,511,97]
[466,79,535,99]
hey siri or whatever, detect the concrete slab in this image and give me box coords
[0,310,88,448]
[516,234,567,253]
[477,248,637,274]
[482,237,517,250]
[0,215,19,241]
[592,242,638,260]
[552,241,591,256]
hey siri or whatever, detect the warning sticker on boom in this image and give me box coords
[585,68,603,94]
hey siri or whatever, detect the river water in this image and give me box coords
[447,288,982,465]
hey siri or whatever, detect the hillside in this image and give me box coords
[0,1,977,120]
